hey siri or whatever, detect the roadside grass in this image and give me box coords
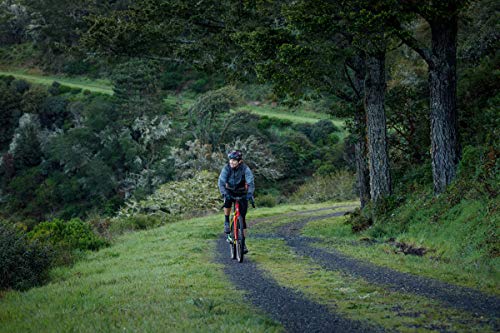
[0,201,353,333]
[249,237,497,333]
[301,214,500,296]
[302,217,500,295]
[250,202,358,234]
[0,214,282,333]
[1,201,497,332]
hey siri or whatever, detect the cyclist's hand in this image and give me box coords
[246,193,253,200]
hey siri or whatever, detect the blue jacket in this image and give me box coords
[218,163,255,197]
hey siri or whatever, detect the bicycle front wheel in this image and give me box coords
[236,217,244,263]
[229,219,236,259]
[229,240,236,259]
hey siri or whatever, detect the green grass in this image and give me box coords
[1,201,497,332]
[0,68,113,95]
[248,206,498,332]
[0,214,282,333]
[1,68,344,126]
[239,103,344,127]
[249,237,496,333]
[301,210,500,295]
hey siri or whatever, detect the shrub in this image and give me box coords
[0,222,53,291]
[257,116,293,130]
[256,194,278,207]
[344,208,373,233]
[28,218,108,252]
[310,119,339,144]
[291,170,357,203]
[115,171,221,231]
[109,214,163,235]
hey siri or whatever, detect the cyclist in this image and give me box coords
[218,150,255,253]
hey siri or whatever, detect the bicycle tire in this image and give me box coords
[229,216,236,259]
[236,216,244,262]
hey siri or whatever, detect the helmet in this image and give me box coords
[227,150,243,161]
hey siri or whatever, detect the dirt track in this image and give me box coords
[214,206,500,332]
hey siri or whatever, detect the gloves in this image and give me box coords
[246,193,253,200]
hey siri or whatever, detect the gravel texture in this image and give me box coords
[275,215,500,320]
[215,206,499,331]
[215,235,384,333]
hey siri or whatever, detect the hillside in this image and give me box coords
[0,67,343,127]
[1,201,498,332]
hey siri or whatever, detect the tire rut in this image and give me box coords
[214,235,384,333]
[275,214,500,320]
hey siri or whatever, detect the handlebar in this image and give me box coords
[221,194,256,209]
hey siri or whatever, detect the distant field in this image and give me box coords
[0,68,113,94]
[0,68,345,129]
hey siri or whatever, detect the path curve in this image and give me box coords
[214,236,384,333]
[276,213,500,320]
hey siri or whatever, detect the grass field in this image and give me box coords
[0,201,497,333]
[0,67,344,127]
[0,68,113,95]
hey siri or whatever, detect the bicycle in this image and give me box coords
[226,195,255,263]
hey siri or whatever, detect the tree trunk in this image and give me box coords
[351,55,371,208]
[365,52,391,202]
[429,16,460,194]
[354,104,371,208]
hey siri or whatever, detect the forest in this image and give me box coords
[0,0,498,295]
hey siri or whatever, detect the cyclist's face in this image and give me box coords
[229,159,239,169]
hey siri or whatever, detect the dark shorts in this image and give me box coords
[223,197,248,229]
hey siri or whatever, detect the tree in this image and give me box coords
[389,0,470,193]
[237,0,393,203]
[9,113,43,171]
[0,0,30,45]
[0,79,22,152]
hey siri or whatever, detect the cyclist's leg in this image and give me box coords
[223,199,233,233]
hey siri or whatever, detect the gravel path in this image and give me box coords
[215,235,384,333]
[275,215,500,320]
[215,206,500,331]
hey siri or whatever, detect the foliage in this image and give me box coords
[0,221,52,291]
[271,131,314,178]
[28,218,108,252]
[458,54,500,147]
[257,115,293,130]
[0,78,22,151]
[116,171,221,223]
[111,58,165,124]
[170,139,225,179]
[185,86,243,145]
[290,170,357,204]
[8,113,43,170]
[224,136,284,181]
[255,193,279,208]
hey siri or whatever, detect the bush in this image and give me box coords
[291,170,357,203]
[109,214,163,235]
[257,116,293,130]
[310,119,339,144]
[28,218,108,252]
[0,222,53,291]
[115,171,221,229]
[256,194,278,207]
